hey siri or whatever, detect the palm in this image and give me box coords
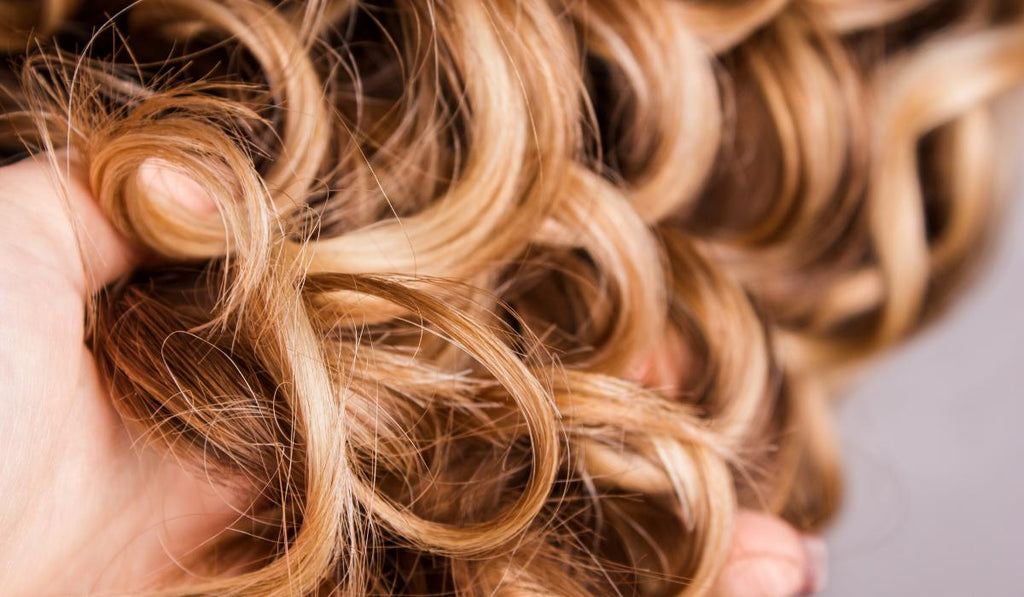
[0,155,234,595]
[0,155,825,596]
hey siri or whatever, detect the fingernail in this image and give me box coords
[800,536,829,595]
[137,158,217,215]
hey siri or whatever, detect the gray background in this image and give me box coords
[826,91,1024,595]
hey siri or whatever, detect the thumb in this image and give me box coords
[714,510,828,597]
[1,151,137,295]
[1,152,213,296]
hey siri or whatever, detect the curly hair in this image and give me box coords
[2,0,1022,594]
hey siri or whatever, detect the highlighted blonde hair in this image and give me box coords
[2,0,1023,594]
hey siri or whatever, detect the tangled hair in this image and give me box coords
[3,0,1023,594]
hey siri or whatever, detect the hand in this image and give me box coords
[636,328,829,597]
[714,510,827,597]
[0,153,241,595]
[0,152,827,596]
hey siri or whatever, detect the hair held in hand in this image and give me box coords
[2,0,1023,594]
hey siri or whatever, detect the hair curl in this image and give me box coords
[2,0,1023,594]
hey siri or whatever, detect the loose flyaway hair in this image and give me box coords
[1,0,1022,594]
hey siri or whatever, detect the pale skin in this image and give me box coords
[0,153,826,596]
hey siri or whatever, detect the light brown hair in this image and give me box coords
[2,0,1023,594]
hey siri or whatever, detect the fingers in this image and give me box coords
[62,156,140,295]
[137,158,218,216]
[627,332,829,597]
[0,152,138,296]
[0,153,213,297]
[714,510,828,597]
[629,325,693,396]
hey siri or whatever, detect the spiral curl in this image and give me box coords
[2,0,1022,594]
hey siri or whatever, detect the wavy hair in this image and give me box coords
[2,0,1022,594]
